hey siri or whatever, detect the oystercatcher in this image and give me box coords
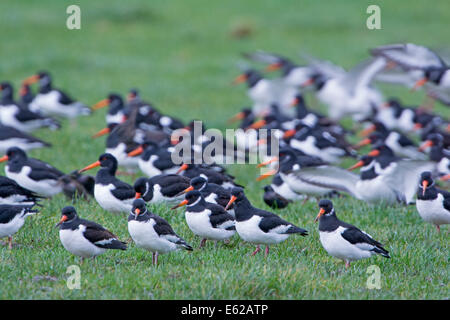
[315,199,390,268]
[416,172,450,232]
[24,71,90,118]
[127,140,178,177]
[0,147,64,197]
[91,93,127,126]
[79,153,135,213]
[134,174,190,204]
[262,185,291,209]
[375,98,416,132]
[0,176,42,205]
[128,199,193,265]
[419,133,450,176]
[0,82,60,132]
[0,204,38,249]
[172,190,235,248]
[177,163,242,189]
[225,187,308,257]
[56,206,127,262]
[0,125,51,153]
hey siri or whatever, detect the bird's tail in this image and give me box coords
[372,246,390,258]
[286,225,308,236]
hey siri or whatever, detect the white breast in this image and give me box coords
[416,195,450,226]
[59,225,106,258]
[185,210,234,241]
[94,183,133,213]
[138,155,162,177]
[0,213,27,238]
[5,165,62,197]
[128,219,177,254]
[235,215,289,245]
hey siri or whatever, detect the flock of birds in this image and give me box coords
[0,43,449,269]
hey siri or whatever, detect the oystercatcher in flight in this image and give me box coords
[172,190,236,248]
[56,206,127,263]
[0,147,64,197]
[128,199,193,265]
[416,171,450,232]
[0,204,38,249]
[225,187,308,257]
[315,199,390,268]
[79,153,135,213]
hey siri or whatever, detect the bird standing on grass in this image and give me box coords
[315,199,390,268]
[128,199,193,265]
[416,172,450,232]
[79,153,135,213]
[56,206,127,263]
[225,187,308,257]
[0,204,38,249]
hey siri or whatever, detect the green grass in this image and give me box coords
[0,0,449,299]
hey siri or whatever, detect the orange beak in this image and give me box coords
[182,186,194,194]
[225,195,237,210]
[301,78,314,87]
[92,127,110,138]
[55,215,68,227]
[439,174,450,181]
[91,98,110,110]
[290,97,299,107]
[78,160,101,173]
[265,62,282,72]
[353,138,372,149]
[418,140,433,152]
[359,125,376,137]
[19,85,28,96]
[368,149,380,157]
[134,208,141,217]
[314,208,326,222]
[247,119,267,130]
[257,157,279,168]
[256,169,277,181]
[22,74,39,85]
[135,192,142,199]
[413,123,423,131]
[412,78,428,91]
[171,199,188,210]
[233,74,248,85]
[348,160,365,171]
[176,163,189,174]
[421,180,429,196]
[127,146,144,157]
[283,129,296,139]
[0,155,9,162]
[228,111,246,123]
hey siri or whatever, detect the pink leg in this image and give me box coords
[436,225,441,233]
[251,245,261,256]
[152,252,155,265]
[264,245,269,258]
[8,236,12,250]
[155,252,159,266]
[345,261,350,268]
[199,238,207,248]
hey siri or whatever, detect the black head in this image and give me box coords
[368,132,384,144]
[386,98,402,108]
[131,198,148,218]
[310,73,327,90]
[37,71,52,85]
[419,171,435,195]
[108,93,124,106]
[263,185,274,192]
[185,190,202,205]
[190,176,207,190]
[230,187,245,201]
[56,206,78,227]
[243,69,263,87]
[134,177,153,201]
[98,153,118,169]
[0,81,13,97]
[3,147,27,162]
[425,133,443,146]
[316,199,335,222]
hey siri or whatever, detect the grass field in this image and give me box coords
[0,0,449,299]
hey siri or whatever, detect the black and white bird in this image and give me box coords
[0,176,42,205]
[262,185,291,209]
[134,174,190,204]
[56,206,127,262]
[91,93,127,126]
[128,199,193,265]
[0,124,51,153]
[0,204,38,249]
[181,176,234,215]
[315,199,390,268]
[225,187,308,257]
[418,133,450,177]
[79,153,135,213]
[416,172,450,232]
[0,82,60,132]
[172,190,236,248]
[0,147,64,197]
[24,71,91,118]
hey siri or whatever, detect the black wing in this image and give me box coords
[110,180,135,200]
[82,219,126,250]
[258,213,307,235]
[27,158,65,181]
[15,108,48,122]
[0,204,36,224]
[57,90,75,104]
[206,203,235,230]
